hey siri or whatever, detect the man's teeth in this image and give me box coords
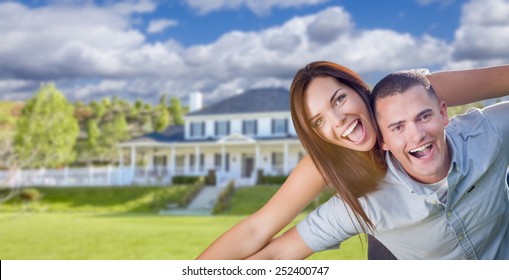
[342,120,359,137]
[410,143,432,153]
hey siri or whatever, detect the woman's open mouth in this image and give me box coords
[341,119,366,144]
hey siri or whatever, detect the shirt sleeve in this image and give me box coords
[479,101,509,159]
[296,195,360,252]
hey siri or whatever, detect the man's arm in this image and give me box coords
[429,65,509,106]
[246,226,314,260]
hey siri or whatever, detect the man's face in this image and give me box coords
[376,85,450,184]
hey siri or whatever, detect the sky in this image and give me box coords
[1,0,509,106]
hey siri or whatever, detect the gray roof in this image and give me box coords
[121,125,184,144]
[187,88,290,116]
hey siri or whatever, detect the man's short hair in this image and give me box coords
[370,71,438,119]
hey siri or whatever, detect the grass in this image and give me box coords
[223,185,334,215]
[0,185,366,260]
[0,212,365,260]
[0,185,199,213]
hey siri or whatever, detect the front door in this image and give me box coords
[242,156,254,178]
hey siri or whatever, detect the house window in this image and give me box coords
[189,153,205,172]
[190,122,205,138]
[214,153,230,172]
[272,119,288,135]
[175,155,185,174]
[153,155,167,166]
[215,121,230,137]
[214,154,222,170]
[271,152,284,174]
[242,120,257,136]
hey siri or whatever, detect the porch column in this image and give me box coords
[195,145,200,175]
[171,145,176,175]
[118,149,124,184]
[284,143,289,174]
[255,143,260,170]
[221,145,226,176]
[130,146,136,183]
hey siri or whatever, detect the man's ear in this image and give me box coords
[439,101,449,126]
[381,140,390,151]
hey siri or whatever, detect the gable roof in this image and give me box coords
[187,88,289,116]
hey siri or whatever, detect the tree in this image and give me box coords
[153,105,170,132]
[169,96,184,125]
[86,118,100,151]
[447,101,484,117]
[14,83,79,168]
[141,114,153,133]
[99,112,129,162]
[90,100,106,119]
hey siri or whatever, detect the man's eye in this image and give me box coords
[420,114,430,121]
[392,126,402,133]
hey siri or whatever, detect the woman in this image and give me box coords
[197,61,509,259]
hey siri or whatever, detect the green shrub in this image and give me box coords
[0,185,200,213]
[172,175,201,184]
[212,180,235,214]
[258,175,288,185]
[19,188,42,202]
[205,169,216,185]
[179,176,205,207]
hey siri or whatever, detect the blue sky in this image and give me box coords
[1,0,508,105]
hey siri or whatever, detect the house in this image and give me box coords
[117,88,306,186]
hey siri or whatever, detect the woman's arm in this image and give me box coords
[246,226,314,260]
[196,155,327,259]
[428,64,509,106]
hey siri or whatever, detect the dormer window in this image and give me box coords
[242,120,257,136]
[272,118,288,135]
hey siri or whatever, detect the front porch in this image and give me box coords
[117,135,305,187]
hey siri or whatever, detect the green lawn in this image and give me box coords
[0,185,366,260]
[0,212,365,260]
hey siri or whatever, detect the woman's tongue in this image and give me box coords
[345,121,364,143]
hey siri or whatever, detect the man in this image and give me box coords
[248,71,509,259]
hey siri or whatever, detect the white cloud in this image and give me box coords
[147,19,178,34]
[0,2,456,104]
[451,0,509,64]
[4,0,509,105]
[306,6,352,44]
[184,0,328,16]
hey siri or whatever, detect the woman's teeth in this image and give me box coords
[342,120,359,137]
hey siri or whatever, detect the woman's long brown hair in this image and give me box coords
[290,61,385,233]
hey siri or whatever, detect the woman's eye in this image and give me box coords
[313,118,323,128]
[334,94,346,106]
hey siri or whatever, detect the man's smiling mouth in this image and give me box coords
[409,143,433,159]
